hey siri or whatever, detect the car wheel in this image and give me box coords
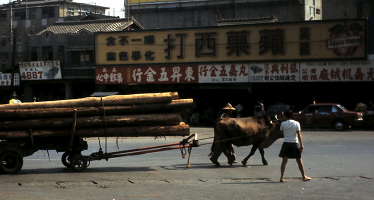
[333,120,346,131]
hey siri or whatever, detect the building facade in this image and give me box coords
[0,0,108,72]
[128,0,322,29]
[20,17,143,102]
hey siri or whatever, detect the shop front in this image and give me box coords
[94,18,369,119]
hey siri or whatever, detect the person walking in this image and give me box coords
[279,109,311,182]
[235,103,244,118]
[220,103,237,163]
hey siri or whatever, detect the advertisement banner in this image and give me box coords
[19,61,62,80]
[249,63,300,82]
[198,64,249,83]
[0,73,20,86]
[96,67,126,84]
[300,61,374,82]
[96,19,366,66]
[96,65,198,84]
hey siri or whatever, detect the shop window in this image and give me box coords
[42,7,55,18]
[68,7,75,16]
[29,8,36,19]
[1,36,6,47]
[1,59,6,71]
[0,11,6,21]
[14,9,26,20]
[31,47,38,61]
[42,46,53,61]
[17,37,23,45]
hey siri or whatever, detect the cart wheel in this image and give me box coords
[0,151,23,174]
[70,155,88,172]
[61,152,72,168]
[62,151,81,168]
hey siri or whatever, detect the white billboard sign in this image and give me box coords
[198,64,249,83]
[300,61,374,82]
[0,73,20,86]
[249,63,300,82]
[19,61,62,80]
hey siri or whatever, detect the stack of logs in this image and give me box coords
[0,92,192,140]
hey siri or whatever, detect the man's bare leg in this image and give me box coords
[280,157,288,182]
[296,158,311,181]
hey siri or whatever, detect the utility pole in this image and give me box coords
[9,0,15,99]
[126,0,130,21]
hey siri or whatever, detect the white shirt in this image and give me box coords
[280,120,301,143]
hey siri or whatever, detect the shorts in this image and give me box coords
[278,142,301,159]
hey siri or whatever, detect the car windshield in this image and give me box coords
[337,104,349,111]
[267,105,289,112]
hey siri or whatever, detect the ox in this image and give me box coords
[209,115,283,166]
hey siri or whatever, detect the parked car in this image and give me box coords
[266,104,293,121]
[293,103,364,131]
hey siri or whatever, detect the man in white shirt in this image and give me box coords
[235,103,244,118]
[279,109,311,182]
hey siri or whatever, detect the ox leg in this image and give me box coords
[259,148,268,165]
[241,145,258,166]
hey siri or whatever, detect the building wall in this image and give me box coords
[130,0,323,29]
[322,0,373,20]
[0,1,108,72]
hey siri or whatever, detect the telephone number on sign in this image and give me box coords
[21,71,43,80]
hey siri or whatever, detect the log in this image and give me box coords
[0,124,190,139]
[0,92,179,110]
[0,99,193,120]
[0,113,182,130]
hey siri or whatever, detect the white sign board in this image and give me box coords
[19,61,62,80]
[0,73,20,86]
[198,64,249,83]
[300,61,374,82]
[249,63,300,82]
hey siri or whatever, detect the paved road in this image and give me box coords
[0,128,373,200]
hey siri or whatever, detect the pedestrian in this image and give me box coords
[220,103,235,118]
[355,102,367,114]
[279,109,311,182]
[254,100,266,116]
[235,103,244,118]
[220,103,237,163]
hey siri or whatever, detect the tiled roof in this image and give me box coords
[36,18,144,35]
[216,16,279,26]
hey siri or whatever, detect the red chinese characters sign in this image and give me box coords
[300,61,374,82]
[96,65,198,84]
[249,63,299,82]
[198,64,249,83]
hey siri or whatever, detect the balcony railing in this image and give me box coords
[63,67,95,79]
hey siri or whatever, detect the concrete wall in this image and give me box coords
[322,0,373,20]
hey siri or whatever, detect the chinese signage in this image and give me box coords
[96,65,198,84]
[0,73,20,86]
[249,63,300,82]
[95,19,366,66]
[300,61,374,82]
[19,61,62,80]
[198,64,249,83]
